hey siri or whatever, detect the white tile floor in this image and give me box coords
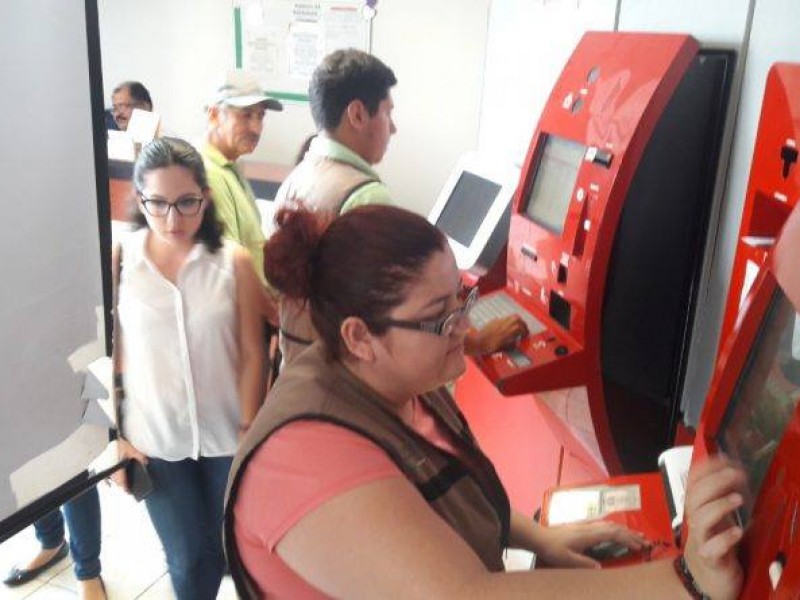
[0,484,236,599]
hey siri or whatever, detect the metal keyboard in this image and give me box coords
[469,292,547,335]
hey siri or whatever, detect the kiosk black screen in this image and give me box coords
[524,135,585,233]
[436,171,501,247]
[716,290,800,525]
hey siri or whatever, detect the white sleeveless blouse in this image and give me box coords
[118,229,240,460]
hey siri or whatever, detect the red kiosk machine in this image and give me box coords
[458,31,734,484]
[539,199,800,595]
[718,64,800,352]
[538,66,800,596]
[693,195,800,598]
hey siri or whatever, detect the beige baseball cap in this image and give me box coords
[209,70,283,111]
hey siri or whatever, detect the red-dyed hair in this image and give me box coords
[264,204,447,359]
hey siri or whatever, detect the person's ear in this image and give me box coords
[198,191,211,217]
[340,316,376,362]
[344,99,369,131]
[208,104,223,127]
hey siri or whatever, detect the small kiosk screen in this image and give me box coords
[436,171,502,247]
[717,290,800,525]
[524,135,586,233]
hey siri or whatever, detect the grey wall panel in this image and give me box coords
[0,1,105,519]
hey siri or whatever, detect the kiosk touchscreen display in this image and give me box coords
[523,135,586,233]
[716,290,800,525]
[435,171,502,247]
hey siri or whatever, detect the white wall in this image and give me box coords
[478,0,618,166]
[98,0,234,148]
[98,0,491,217]
[370,0,490,215]
[617,0,752,46]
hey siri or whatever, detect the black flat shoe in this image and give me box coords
[3,541,69,587]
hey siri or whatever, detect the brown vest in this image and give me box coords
[277,157,378,365]
[224,344,511,598]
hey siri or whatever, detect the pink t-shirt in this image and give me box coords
[234,397,461,598]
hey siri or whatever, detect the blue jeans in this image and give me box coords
[143,456,232,600]
[34,486,101,580]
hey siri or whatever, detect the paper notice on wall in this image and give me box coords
[239,0,371,98]
[288,9,323,79]
[324,3,364,50]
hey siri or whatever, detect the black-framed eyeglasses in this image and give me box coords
[139,194,204,217]
[376,286,479,337]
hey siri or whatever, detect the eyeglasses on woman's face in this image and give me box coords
[138,194,204,217]
[376,286,478,337]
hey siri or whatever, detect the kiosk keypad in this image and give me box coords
[470,292,547,335]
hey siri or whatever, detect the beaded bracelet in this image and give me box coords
[673,555,711,600]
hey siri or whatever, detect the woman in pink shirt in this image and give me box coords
[226,205,745,599]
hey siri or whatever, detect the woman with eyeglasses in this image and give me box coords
[224,204,744,599]
[113,137,264,600]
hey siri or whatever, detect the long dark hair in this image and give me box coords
[131,137,223,252]
[265,204,446,360]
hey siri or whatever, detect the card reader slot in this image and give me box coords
[521,244,538,261]
[549,293,571,330]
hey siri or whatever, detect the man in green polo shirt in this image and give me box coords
[272,49,396,362]
[275,49,527,363]
[202,71,282,310]
[274,50,395,214]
